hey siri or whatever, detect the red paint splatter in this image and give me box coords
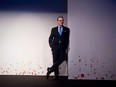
[101,77,104,80]
[79,59,81,62]
[23,71,25,75]
[91,64,92,67]
[34,73,37,75]
[111,74,114,78]
[81,74,84,77]
[96,77,98,79]
[32,72,33,75]
[74,77,78,79]
[6,70,9,73]
[33,69,36,72]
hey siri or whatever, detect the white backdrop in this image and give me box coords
[68,0,116,80]
[0,12,67,75]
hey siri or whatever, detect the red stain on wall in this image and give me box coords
[32,72,33,75]
[106,74,107,76]
[91,64,92,67]
[101,77,104,80]
[81,74,84,77]
[74,77,78,79]
[23,71,25,75]
[96,77,98,80]
[79,59,81,62]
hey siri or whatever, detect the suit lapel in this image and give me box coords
[56,27,60,36]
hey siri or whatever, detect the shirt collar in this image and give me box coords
[58,25,63,28]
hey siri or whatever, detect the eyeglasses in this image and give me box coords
[58,20,64,21]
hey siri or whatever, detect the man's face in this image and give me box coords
[57,17,64,26]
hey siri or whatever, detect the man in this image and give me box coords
[46,16,70,80]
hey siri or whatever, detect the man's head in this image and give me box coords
[57,16,64,26]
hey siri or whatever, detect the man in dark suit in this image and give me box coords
[46,16,70,80]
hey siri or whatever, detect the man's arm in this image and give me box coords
[49,28,54,48]
[66,28,70,49]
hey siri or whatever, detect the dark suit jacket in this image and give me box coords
[49,26,70,50]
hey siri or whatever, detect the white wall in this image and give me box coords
[0,11,67,75]
[68,0,116,80]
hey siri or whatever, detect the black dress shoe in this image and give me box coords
[46,68,51,80]
[52,76,59,80]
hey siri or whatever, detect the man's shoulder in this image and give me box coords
[52,26,58,29]
[51,27,57,32]
[63,26,70,31]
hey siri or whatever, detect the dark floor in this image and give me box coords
[0,75,115,87]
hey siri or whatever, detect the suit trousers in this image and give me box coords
[51,49,66,76]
